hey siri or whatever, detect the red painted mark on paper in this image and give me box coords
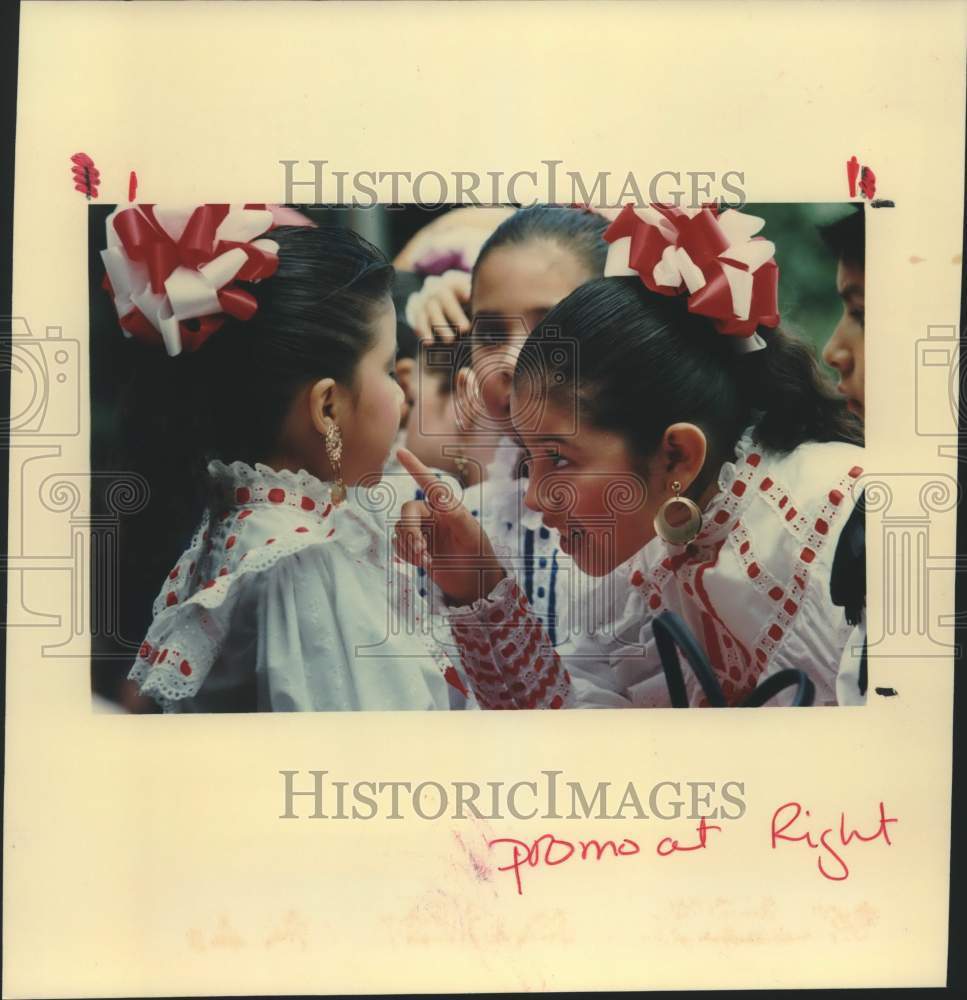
[128,170,138,202]
[70,152,100,199]
[846,155,877,200]
[846,155,860,197]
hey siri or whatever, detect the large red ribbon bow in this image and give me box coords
[100,203,313,355]
[603,203,780,342]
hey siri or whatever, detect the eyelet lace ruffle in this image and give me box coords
[128,460,460,711]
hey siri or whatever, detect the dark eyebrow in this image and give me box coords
[525,306,556,321]
[516,435,572,452]
[469,312,532,332]
[838,283,864,301]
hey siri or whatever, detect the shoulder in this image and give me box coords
[746,438,864,555]
[761,438,865,509]
[153,462,380,616]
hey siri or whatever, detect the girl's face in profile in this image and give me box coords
[470,240,591,427]
[822,258,865,420]
[340,297,407,483]
[511,391,667,577]
[402,369,459,475]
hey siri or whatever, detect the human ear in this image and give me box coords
[307,377,339,436]
[657,423,708,490]
[454,366,484,428]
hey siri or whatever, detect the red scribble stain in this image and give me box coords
[859,165,876,200]
[453,830,493,883]
[70,152,99,199]
[128,170,138,202]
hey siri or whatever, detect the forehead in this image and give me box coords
[510,386,634,464]
[472,240,589,315]
[509,387,575,436]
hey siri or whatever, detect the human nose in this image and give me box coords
[523,466,543,513]
[822,323,852,373]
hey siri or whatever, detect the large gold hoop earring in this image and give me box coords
[324,420,347,505]
[653,480,702,545]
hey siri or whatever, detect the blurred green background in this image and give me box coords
[745,203,859,356]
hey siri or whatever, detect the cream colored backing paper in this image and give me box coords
[5,1,965,994]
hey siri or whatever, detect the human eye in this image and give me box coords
[470,316,509,349]
[849,309,865,327]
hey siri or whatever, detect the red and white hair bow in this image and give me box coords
[100,203,313,356]
[603,203,780,353]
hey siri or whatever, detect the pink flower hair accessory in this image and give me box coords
[603,203,781,353]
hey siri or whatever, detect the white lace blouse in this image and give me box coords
[448,428,865,709]
[128,461,471,713]
[459,437,569,646]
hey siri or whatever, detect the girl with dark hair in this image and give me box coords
[452,206,612,645]
[395,204,865,708]
[394,205,612,647]
[819,206,865,420]
[105,205,468,712]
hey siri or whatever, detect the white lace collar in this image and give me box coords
[207,459,338,512]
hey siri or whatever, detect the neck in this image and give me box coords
[693,444,739,510]
[261,449,330,483]
[696,478,722,511]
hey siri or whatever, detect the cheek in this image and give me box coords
[583,471,656,546]
[418,393,449,435]
[475,351,514,390]
[361,376,403,433]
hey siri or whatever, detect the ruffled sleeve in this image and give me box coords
[444,570,657,710]
[128,461,458,713]
[447,577,572,709]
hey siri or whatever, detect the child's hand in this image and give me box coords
[404,270,472,343]
[394,447,506,606]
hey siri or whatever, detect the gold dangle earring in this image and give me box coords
[452,450,470,487]
[324,420,347,506]
[653,480,703,545]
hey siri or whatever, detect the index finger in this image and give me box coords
[396,448,458,513]
[396,446,443,494]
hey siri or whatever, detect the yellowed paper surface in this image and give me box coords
[5,1,964,993]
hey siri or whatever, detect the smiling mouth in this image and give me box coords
[556,525,584,552]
